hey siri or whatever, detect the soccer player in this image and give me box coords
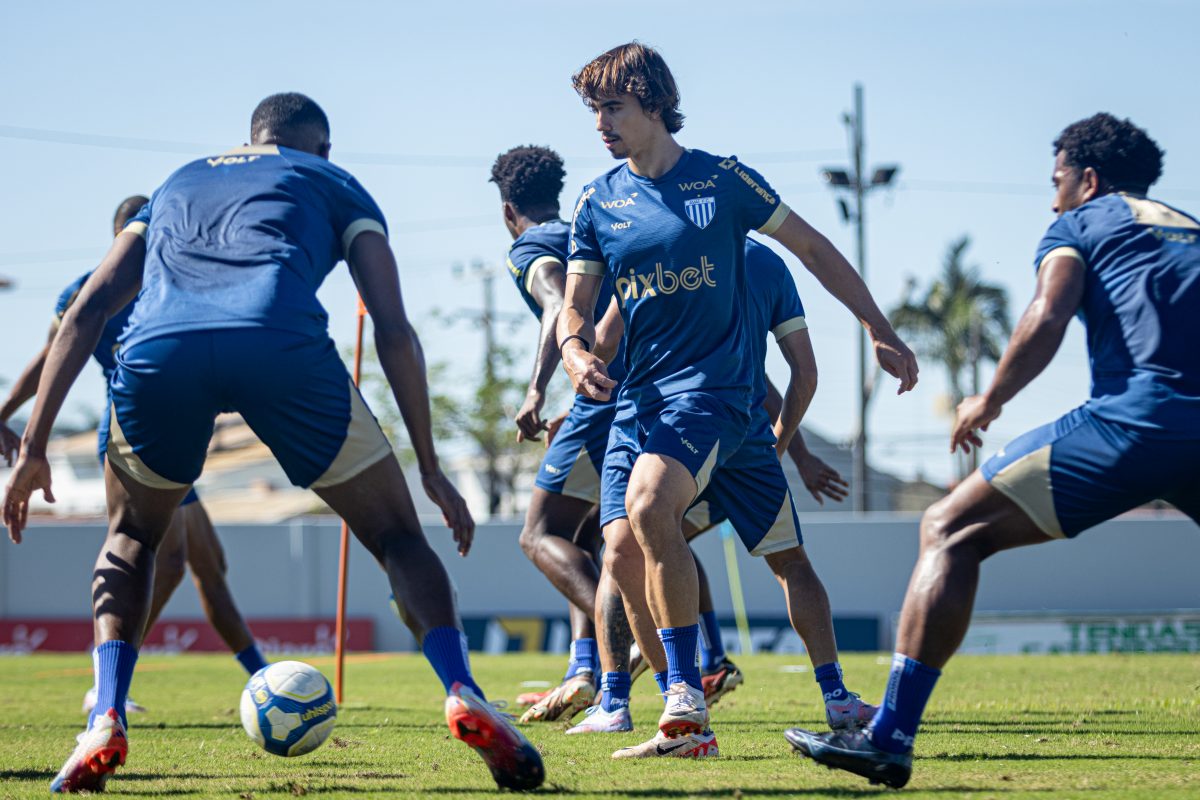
[582,239,875,758]
[786,113,1200,788]
[489,145,607,722]
[3,93,543,793]
[0,196,269,716]
[557,42,917,750]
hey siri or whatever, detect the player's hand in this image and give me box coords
[544,411,569,448]
[3,449,55,544]
[562,346,616,402]
[0,420,19,467]
[421,471,475,557]
[873,330,919,394]
[951,394,1002,454]
[515,388,549,443]
[791,451,848,505]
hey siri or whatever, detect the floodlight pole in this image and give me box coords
[851,84,869,514]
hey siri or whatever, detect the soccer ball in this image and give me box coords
[240,661,337,757]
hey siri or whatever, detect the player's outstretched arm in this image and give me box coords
[769,212,919,393]
[0,323,56,466]
[556,272,615,401]
[771,329,818,455]
[763,377,848,505]
[3,233,145,542]
[346,231,474,554]
[516,262,568,443]
[952,254,1083,454]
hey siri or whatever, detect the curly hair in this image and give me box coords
[489,145,565,215]
[572,42,684,134]
[250,92,329,145]
[1054,113,1164,192]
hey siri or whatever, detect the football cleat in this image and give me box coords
[658,682,708,738]
[514,688,551,709]
[50,708,128,793]
[784,727,912,789]
[565,703,633,734]
[519,672,596,723]
[825,691,878,731]
[82,687,147,715]
[445,683,544,791]
[701,659,744,706]
[612,728,719,759]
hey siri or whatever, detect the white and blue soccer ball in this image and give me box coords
[240,660,337,757]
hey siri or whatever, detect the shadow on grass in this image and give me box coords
[415,787,1036,797]
[929,752,1192,762]
[0,769,56,781]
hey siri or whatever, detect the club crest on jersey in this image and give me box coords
[684,197,716,229]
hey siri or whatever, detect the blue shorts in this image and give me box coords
[534,398,615,504]
[684,439,803,556]
[982,405,1200,538]
[106,329,392,490]
[599,392,750,528]
[99,403,198,506]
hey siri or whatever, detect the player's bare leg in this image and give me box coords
[180,502,258,655]
[312,456,460,637]
[786,472,1053,787]
[52,462,189,793]
[519,490,601,627]
[314,454,543,790]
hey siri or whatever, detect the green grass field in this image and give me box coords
[1,653,1197,798]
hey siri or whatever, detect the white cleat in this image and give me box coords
[613,728,719,759]
[519,672,596,723]
[825,691,878,731]
[565,703,633,734]
[658,682,708,738]
[82,687,147,716]
[51,708,128,793]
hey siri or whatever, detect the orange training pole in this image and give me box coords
[334,295,367,703]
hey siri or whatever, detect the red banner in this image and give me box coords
[0,618,373,654]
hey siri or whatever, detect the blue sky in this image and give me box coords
[2,0,1197,485]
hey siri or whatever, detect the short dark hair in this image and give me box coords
[573,42,684,133]
[113,195,149,229]
[1054,113,1164,193]
[489,146,565,216]
[250,92,330,145]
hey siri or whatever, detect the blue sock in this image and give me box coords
[699,611,725,671]
[90,641,138,729]
[422,626,483,699]
[814,661,848,702]
[659,625,702,691]
[599,671,631,713]
[868,653,941,754]
[653,671,669,700]
[563,638,598,681]
[235,644,268,676]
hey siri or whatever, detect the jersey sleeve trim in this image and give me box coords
[772,316,808,340]
[224,144,281,156]
[567,259,606,276]
[1038,246,1085,271]
[342,218,388,260]
[50,314,62,331]
[757,203,791,236]
[524,255,565,295]
[122,221,148,239]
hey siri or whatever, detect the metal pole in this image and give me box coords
[334,295,367,704]
[481,269,501,516]
[851,83,869,513]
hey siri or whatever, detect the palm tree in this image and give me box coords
[890,236,1011,476]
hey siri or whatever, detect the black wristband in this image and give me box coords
[560,334,592,352]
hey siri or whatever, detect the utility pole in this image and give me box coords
[821,84,899,513]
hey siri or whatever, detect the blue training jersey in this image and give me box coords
[1035,192,1200,437]
[743,237,806,441]
[121,145,387,347]
[568,149,790,410]
[54,271,134,381]
[505,218,625,387]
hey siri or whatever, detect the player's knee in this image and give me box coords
[518,524,543,562]
[154,547,188,592]
[603,530,640,582]
[918,498,959,552]
[625,490,678,543]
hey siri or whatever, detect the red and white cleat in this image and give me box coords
[658,682,708,738]
[519,672,596,723]
[50,708,128,794]
[445,683,545,791]
[825,691,878,731]
[612,728,719,759]
[701,659,744,706]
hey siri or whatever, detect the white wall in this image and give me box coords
[1,514,1196,651]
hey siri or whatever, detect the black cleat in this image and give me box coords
[784,727,912,789]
